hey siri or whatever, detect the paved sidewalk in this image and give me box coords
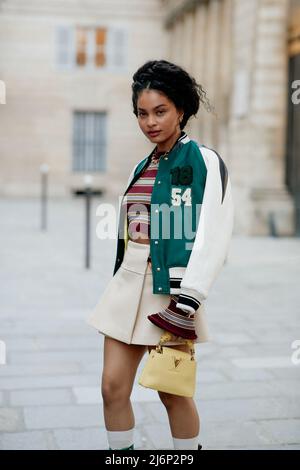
[0,197,300,450]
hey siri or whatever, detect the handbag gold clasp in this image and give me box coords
[156,331,195,360]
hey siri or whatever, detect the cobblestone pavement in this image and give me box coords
[0,197,300,450]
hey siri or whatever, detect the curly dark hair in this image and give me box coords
[131,60,214,130]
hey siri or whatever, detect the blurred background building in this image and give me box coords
[0,0,166,198]
[0,0,299,236]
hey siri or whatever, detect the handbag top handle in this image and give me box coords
[157,331,195,361]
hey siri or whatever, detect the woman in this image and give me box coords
[87,60,234,450]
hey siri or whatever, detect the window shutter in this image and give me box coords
[73,112,107,172]
[94,113,107,171]
[55,25,75,70]
[107,26,128,70]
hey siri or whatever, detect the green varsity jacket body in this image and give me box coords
[112,131,234,310]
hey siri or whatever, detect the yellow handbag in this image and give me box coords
[138,331,197,398]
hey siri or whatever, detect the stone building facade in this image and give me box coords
[0,0,166,197]
[161,0,298,236]
[0,0,299,235]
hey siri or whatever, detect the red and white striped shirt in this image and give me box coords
[122,150,165,241]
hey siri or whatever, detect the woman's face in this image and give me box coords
[136,89,183,144]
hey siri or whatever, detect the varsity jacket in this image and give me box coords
[113,131,234,312]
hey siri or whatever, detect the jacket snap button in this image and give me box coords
[158,180,161,184]
[156,267,160,271]
[158,287,162,291]
[164,157,168,160]
[155,209,159,213]
[155,240,158,244]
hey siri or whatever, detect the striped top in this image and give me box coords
[122,150,165,242]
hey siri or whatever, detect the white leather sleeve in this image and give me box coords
[179,146,235,304]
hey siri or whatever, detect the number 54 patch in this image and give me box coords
[171,187,192,206]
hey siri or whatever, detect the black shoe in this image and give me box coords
[108,444,134,450]
[198,444,202,450]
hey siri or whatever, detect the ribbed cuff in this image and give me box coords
[176,293,201,314]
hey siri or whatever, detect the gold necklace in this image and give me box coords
[152,147,170,163]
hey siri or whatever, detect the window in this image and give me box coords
[75,26,107,67]
[73,111,107,172]
[55,25,127,70]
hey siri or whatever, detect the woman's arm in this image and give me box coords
[176,145,234,312]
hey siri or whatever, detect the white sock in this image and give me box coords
[107,428,134,450]
[173,435,199,450]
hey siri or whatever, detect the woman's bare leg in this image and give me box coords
[158,394,200,438]
[102,336,146,431]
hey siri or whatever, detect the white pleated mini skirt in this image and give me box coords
[86,239,210,346]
